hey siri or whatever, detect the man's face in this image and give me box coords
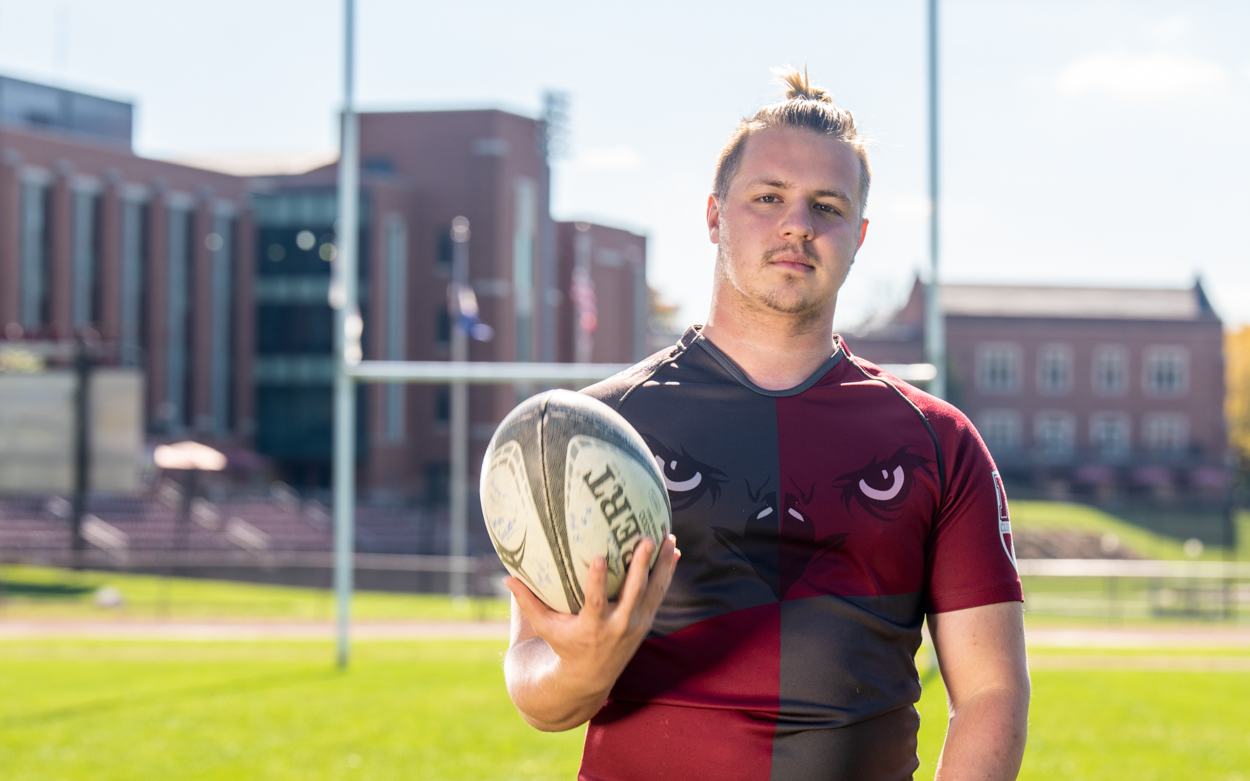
[707,127,868,327]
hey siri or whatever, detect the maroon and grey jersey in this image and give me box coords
[576,326,1022,781]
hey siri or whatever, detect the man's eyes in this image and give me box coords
[754,195,840,215]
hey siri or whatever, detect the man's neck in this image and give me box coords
[700,302,838,392]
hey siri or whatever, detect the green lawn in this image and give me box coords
[1,639,1247,780]
[1011,501,1250,561]
[0,565,510,622]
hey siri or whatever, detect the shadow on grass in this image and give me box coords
[1100,505,1234,547]
[1,666,339,730]
[0,581,95,598]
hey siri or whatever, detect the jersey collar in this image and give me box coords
[681,324,846,398]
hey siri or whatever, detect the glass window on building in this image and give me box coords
[1089,412,1131,460]
[209,214,234,433]
[1034,411,1076,458]
[513,176,537,362]
[71,189,101,329]
[978,409,1022,454]
[1036,344,1073,396]
[976,343,1022,394]
[1143,346,1188,396]
[119,196,148,367]
[1142,413,1188,455]
[164,204,194,431]
[435,307,451,347]
[436,225,454,272]
[384,215,407,443]
[1092,345,1128,397]
[434,386,450,427]
[19,180,50,329]
[251,190,370,484]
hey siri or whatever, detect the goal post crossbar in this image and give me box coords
[347,360,631,384]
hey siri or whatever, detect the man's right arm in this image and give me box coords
[503,535,679,732]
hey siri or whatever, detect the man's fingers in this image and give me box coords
[505,576,558,632]
[579,556,610,621]
[641,535,678,611]
[614,537,656,617]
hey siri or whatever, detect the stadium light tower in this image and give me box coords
[925,0,947,400]
[331,0,361,670]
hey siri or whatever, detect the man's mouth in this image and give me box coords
[771,257,812,271]
[763,246,817,272]
[760,249,820,273]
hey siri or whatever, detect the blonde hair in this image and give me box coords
[713,68,871,215]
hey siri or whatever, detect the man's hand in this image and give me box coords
[929,601,1030,781]
[503,534,680,731]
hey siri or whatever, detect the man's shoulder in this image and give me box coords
[842,350,975,435]
[581,339,689,410]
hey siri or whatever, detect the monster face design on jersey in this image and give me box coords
[643,434,728,511]
[834,446,933,521]
[712,477,848,601]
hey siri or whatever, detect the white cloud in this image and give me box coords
[1057,51,1229,101]
[1148,15,1192,45]
[574,146,642,171]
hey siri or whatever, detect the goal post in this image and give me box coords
[332,359,629,665]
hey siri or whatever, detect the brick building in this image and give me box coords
[0,76,650,502]
[554,220,647,365]
[0,75,254,440]
[847,279,1227,498]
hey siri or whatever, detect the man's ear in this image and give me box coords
[856,218,869,251]
[706,194,721,244]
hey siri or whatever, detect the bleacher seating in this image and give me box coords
[0,492,494,557]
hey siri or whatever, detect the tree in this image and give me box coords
[1228,325,1250,493]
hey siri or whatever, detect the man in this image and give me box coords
[504,70,1029,780]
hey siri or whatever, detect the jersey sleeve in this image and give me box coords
[922,403,1024,614]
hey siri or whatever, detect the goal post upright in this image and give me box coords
[332,0,360,671]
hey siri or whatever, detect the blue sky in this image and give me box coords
[1,0,1246,329]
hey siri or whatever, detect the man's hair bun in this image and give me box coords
[780,67,832,103]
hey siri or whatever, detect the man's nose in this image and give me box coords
[778,202,815,241]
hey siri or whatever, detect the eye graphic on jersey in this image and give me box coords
[712,477,847,601]
[834,446,932,521]
[642,434,727,510]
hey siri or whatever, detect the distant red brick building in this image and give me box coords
[0,76,650,501]
[0,75,255,440]
[554,221,647,365]
[847,279,1227,499]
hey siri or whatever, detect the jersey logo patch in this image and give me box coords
[993,469,1016,569]
[834,446,932,521]
[712,477,847,601]
[643,434,727,510]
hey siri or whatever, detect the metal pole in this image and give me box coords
[70,341,90,566]
[331,0,360,669]
[449,218,470,599]
[924,0,946,400]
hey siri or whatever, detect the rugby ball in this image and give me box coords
[480,389,671,614]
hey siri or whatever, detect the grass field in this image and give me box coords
[1,638,1248,780]
[1,501,1247,778]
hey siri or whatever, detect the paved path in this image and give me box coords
[1025,627,1250,648]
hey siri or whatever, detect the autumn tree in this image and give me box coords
[1228,325,1250,491]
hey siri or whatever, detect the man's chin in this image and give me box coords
[756,292,823,317]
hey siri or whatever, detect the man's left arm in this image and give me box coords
[927,600,1030,781]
